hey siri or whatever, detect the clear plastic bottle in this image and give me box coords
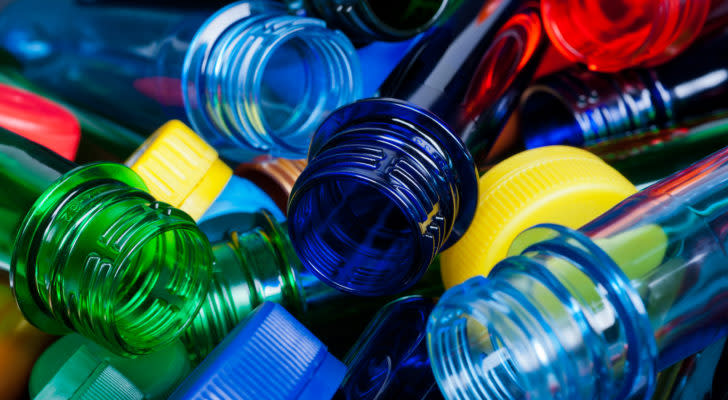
[0,0,361,161]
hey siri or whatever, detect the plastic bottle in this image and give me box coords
[235,157,307,216]
[378,0,547,167]
[287,98,478,296]
[0,0,361,161]
[335,296,442,400]
[541,0,728,72]
[170,302,346,400]
[521,26,728,150]
[428,144,728,399]
[0,128,213,356]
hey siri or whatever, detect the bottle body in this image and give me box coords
[428,145,728,399]
[287,98,478,296]
[0,0,361,161]
[336,296,443,400]
[379,0,546,166]
[521,27,728,149]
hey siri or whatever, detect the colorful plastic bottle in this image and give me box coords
[0,129,212,356]
[521,27,728,150]
[235,157,307,216]
[126,120,284,221]
[335,296,442,400]
[0,83,80,160]
[0,0,361,161]
[541,0,728,72]
[170,302,346,400]
[439,146,636,288]
[287,98,478,296]
[428,144,728,399]
[378,0,547,166]
[29,335,191,400]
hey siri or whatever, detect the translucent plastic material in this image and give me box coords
[0,0,361,161]
[288,98,478,296]
[428,145,728,399]
[0,130,213,355]
[235,158,308,215]
[541,0,727,71]
[378,0,546,166]
[304,0,450,43]
[521,28,728,149]
[336,296,442,400]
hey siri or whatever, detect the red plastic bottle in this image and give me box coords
[542,0,728,72]
[0,84,80,160]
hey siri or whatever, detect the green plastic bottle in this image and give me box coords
[0,129,213,356]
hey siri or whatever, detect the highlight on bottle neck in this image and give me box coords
[182,1,362,161]
[11,163,213,356]
[287,98,478,296]
[304,0,451,43]
[541,0,712,71]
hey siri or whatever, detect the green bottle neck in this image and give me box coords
[0,130,75,272]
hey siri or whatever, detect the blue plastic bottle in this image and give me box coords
[287,98,478,296]
[0,0,361,161]
[336,296,442,400]
[428,145,728,399]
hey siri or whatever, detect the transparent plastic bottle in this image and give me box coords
[428,144,728,399]
[541,0,728,72]
[0,0,361,161]
[0,129,212,356]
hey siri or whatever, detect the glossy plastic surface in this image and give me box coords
[170,302,346,400]
[236,158,308,216]
[0,0,361,161]
[428,145,728,399]
[0,131,213,355]
[0,83,79,160]
[288,98,477,296]
[336,296,442,400]
[379,0,546,166]
[522,28,728,149]
[30,334,191,400]
[542,0,725,71]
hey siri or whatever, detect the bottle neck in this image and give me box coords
[0,130,75,272]
[182,1,361,162]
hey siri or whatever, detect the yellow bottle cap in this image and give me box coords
[126,120,232,221]
[440,145,637,288]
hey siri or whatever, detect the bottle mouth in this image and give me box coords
[288,98,477,296]
[11,163,213,355]
[355,0,449,39]
[183,2,361,161]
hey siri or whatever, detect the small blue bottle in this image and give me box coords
[336,296,443,400]
[287,98,478,296]
[0,0,361,161]
[428,145,728,399]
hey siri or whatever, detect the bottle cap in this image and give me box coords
[30,334,192,400]
[126,120,232,220]
[0,83,80,160]
[170,302,346,400]
[440,145,637,288]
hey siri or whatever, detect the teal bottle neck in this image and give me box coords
[0,130,75,271]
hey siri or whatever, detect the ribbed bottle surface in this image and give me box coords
[183,2,361,161]
[288,98,477,296]
[12,165,213,356]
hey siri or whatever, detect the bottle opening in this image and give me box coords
[365,0,445,32]
[289,177,420,295]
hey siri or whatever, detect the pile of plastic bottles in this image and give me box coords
[0,0,728,399]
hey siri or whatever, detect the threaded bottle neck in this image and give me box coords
[181,213,304,363]
[288,98,477,296]
[183,1,361,161]
[427,225,657,400]
[304,0,450,43]
[11,164,213,356]
[521,68,670,148]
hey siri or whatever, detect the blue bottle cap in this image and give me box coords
[169,302,346,400]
